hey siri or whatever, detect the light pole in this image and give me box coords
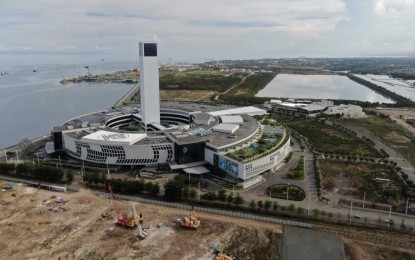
[106,162,110,178]
[363,191,366,208]
[198,182,201,200]
[16,151,20,164]
[36,152,39,163]
[388,205,392,227]
[406,198,409,215]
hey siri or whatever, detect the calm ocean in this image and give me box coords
[0,62,136,148]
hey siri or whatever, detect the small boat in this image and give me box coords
[33,69,38,72]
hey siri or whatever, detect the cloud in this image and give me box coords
[373,0,415,14]
[0,0,414,64]
[57,45,77,51]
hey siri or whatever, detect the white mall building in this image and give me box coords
[52,42,292,181]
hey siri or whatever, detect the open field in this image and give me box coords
[0,183,281,259]
[287,120,382,158]
[317,159,408,206]
[227,73,275,96]
[338,115,415,167]
[159,71,239,92]
[160,90,216,101]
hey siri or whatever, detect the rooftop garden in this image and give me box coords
[226,127,289,163]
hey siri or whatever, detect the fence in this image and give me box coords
[97,191,312,229]
[0,175,79,192]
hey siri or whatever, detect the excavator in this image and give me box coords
[180,208,200,230]
[116,203,138,229]
[215,245,233,260]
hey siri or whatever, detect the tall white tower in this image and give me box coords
[139,41,160,131]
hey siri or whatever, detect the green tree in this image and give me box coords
[264,200,272,211]
[297,207,305,215]
[257,200,264,209]
[164,179,185,201]
[312,209,320,217]
[149,183,159,196]
[189,188,197,200]
[226,194,234,204]
[66,170,74,183]
[0,163,15,176]
[249,200,256,209]
[217,189,227,202]
[288,204,295,212]
[233,193,244,206]
[272,202,279,211]
[321,210,326,220]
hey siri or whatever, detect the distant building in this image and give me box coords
[139,42,160,131]
[271,100,329,116]
[324,104,366,118]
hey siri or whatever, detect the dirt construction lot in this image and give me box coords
[2,183,415,259]
[0,183,281,259]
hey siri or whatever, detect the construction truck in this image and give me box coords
[116,203,138,229]
[180,209,200,230]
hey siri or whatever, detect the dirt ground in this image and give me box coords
[0,183,281,260]
[375,108,415,135]
[2,182,415,259]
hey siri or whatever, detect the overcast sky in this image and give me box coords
[1,0,415,65]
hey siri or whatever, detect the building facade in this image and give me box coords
[139,42,160,130]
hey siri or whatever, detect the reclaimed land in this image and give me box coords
[337,115,415,168]
[287,120,382,158]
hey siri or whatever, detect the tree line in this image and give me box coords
[0,163,68,183]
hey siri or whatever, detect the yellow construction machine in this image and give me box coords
[180,209,200,230]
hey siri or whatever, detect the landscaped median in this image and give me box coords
[288,156,305,180]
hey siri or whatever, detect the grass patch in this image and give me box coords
[159,71,240,92]
[287,120,382,158]
[266,184,306,201]
[288,156,305,180]
[228,73,275,96]
[338,116,415,167]
[317,159,409,206]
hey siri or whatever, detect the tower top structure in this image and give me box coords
[139,41,160,131]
